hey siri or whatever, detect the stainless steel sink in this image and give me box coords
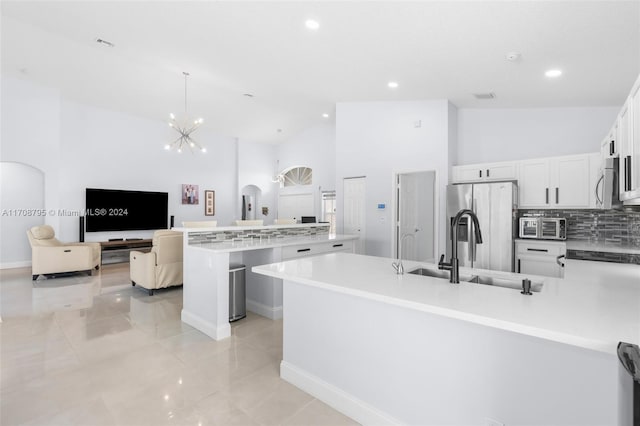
[408,268,450,279]
[465,275,543,292]
[408,267,543,293]
[408,268,474,282]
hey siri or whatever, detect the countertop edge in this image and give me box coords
[252,262,621,355]
[187,234,358,253]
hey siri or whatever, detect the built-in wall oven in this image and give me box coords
[519,217,566,240]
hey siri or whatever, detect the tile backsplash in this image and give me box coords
[518,209,640,247]
[187,224,329,245]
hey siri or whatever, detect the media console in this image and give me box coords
[100,239,152,265]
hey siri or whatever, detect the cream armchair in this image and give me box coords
[130,230,183,295]
[27,225,101,280]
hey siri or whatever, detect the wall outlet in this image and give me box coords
[484,418,505,426]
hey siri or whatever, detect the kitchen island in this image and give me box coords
[253,252,640,425]
[177,223,357,340]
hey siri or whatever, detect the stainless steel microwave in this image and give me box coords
[519,217,567,240]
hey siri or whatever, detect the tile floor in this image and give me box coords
[0,264,359,426]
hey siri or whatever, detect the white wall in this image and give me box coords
[58,100,238,241]
[0,77,255,265]
[1,77,62,233]
[237,141,277,225]
[336,100,454,258]
[0,163,45,267]
[276,123,336,220]
[456,107,620,164]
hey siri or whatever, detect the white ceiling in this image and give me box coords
[2,1,639,144]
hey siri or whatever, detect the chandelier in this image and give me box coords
[165,72,206,153]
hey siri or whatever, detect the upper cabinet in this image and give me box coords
[601,123,617,160]
[518,159,549,207]
[618,98,633,196]
[615,72,640,203]
[630,76,640,192]
[518,154,593,209]
[452,161,517,183]
[453,153,597,209]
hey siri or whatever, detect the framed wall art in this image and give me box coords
[204,190,215,216]
[182,184,199,205]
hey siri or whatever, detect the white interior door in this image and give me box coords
[343,177,366,254]
[397,171,436,262]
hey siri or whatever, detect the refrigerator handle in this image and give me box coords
[471,199,477,262]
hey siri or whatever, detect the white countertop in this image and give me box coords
[566,240,640,255]
[515,238,566,246]
[187,234,357,253]
[564,258,640,285]
[253,253,640,354]
[173,223,330,233]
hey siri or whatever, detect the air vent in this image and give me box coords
[473,93,496,100]
[95,38,115,48]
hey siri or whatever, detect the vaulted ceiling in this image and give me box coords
[2,1,639,144]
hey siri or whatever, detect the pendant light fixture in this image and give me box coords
[165,72,206,153]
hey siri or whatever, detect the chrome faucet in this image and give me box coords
[438,209,483,283]
[392,232,416,275]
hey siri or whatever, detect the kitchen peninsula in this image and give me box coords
[176,223,357,340]
[253,252,640,425]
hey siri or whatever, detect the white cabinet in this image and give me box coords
[618,98,633,197]
[518,159,550,207]
[515,240,566,278]
[630,75,640,192]
[281,239,354,260]
[452,161,517,183]
[616,73,640,202]
[518,154,592,209]
[553,155,592,208]
[600,123,617,160]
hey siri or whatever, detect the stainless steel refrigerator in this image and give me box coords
[446,181,518,272]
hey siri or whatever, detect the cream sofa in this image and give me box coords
[27,225,101,280]
[130,230,183,295]
[273,218,296,225]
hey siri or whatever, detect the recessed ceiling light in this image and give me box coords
[305,20,319,30]
[388,81,399,89]
[506,52,522,62]
[545,69,562,78]
[322,113,329,118]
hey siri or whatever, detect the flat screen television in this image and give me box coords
[85,188,168,232]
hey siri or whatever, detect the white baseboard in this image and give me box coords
[246,299,283,320]
[181,309,230,340]
[280,361,401,426]
[0,261,31,270]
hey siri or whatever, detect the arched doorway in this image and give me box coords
[1,162,45,267]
